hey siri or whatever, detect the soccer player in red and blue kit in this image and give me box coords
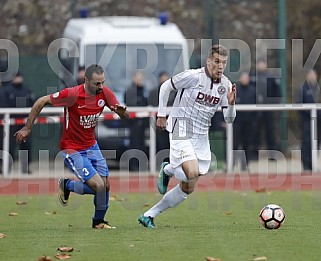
[15,64,129,228]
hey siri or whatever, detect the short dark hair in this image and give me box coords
[208,45,228,58]
[85,64,104,80]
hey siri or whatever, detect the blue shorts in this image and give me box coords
[60,142,109,183]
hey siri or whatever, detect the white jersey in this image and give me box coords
[158,67,233,136]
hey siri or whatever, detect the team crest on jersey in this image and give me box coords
[53,92,59,98]
[218,86,226,95]
[98,99,105,107]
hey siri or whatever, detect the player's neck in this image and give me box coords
[84,83,94,96]
[84,83,89,94]
[205,66,220,83]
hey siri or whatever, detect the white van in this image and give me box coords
[59,16,189,101]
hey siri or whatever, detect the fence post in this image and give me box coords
[3,113,10,176]
[226,123,233,173]
[149,113,156,174]
[311,108,318,172]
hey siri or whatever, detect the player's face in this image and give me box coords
[85,72,105,95]
[206,53,228,80]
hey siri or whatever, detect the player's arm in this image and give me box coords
[15,95,52,143]
[157,71,197,129]
[157,79,174,130]
[222,83,236,123]
[110,104,129,120]
[102,87,129,120]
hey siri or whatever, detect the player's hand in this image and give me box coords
[157,117,167,130]
[14,126,31,144]
[110,104,129,119]
[227,83,236,105]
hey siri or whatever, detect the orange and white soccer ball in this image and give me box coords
[259,204,285,229]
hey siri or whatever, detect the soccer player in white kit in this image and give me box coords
[138,45,236,228]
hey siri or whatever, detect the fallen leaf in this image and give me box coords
[94,223,115,229]
[38,255,53,261]
[9,212,18,216]
[255,187,268,193]
[110,195,126,201]
[54,253,71,260]
[57,247,74,252]
[45,211,57,215]
[224,211,233,216]
[205,256,221,261]
[253,257,267,261]
[0,233,6,239]
[16,201,27,205]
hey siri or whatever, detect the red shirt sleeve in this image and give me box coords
[50,88,78,107]
[102,87,119,108]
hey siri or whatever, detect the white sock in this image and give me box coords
[144,185,188,218]
[173,166,188,182]
[164,164,174,176]
[165,164,187,182]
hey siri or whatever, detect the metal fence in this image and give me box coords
[0,104,319,176]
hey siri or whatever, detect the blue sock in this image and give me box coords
[66,180,95,195]
[93,191,109,220]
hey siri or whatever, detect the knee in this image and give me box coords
[97,184,110,193]
[94,176,109,192]
[95,182,105,193]
[105,182,110,192]
[181,162,199,181]
[93,178,107,193]
[98,177,110,193]
[181,180,197,194]
[184,169,199,181]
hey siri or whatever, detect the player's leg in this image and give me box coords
[140,137,199,227]
[157,161,172,194]
[63,172,105,198]
[58,149,97,205]
[158,133,199,194]
[87,175,114,229]
[158,159,199,193]
[139,159,199,228]
[59,145,114,228]
[58,145,103,200]
[86,173,105,192]
[139,136,211,228]
[86,144,114,228]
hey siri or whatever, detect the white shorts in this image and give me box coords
[169,133,211,175]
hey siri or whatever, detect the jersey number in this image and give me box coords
[82,168,90,176]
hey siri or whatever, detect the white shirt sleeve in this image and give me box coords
[157,79,174,117]
[158,69,199,117]
[222,80,236,123]
[223,105,236,123]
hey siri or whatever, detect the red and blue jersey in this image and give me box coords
[50,84,118,151]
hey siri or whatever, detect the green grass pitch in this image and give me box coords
[1,191,321,261]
